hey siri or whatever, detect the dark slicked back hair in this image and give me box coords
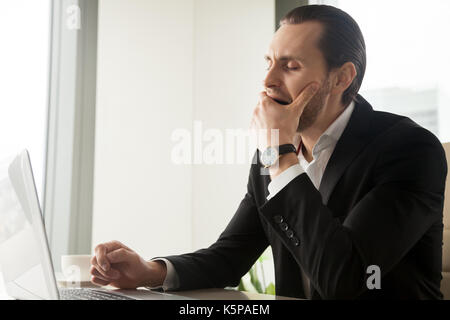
[280,5,366,106]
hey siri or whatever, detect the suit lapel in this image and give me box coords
[318,95,375,205]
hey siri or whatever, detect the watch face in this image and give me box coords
[260,147,278,167]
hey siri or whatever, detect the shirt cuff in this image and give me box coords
[267,163,305,201]
[147,258,179,291]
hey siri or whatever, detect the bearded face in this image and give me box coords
[297,76,332,132]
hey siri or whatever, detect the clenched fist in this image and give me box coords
[90,240,166,289]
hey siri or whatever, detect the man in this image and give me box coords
[90,5,448,299]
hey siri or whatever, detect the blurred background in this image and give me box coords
[1,0,449,292]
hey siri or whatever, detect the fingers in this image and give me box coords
[289,82,319,115]
[90,256,120,279]
[258,91,274,109]
[94,240,127,272]
[90,265,119,282]
[90,266,111,282]
[259,91,269,101]
[91,276,110,286]
[95,245,109,271]
[250,117,255,131]
[90,264,113,286]
[106,248,133,264]
[251,106,261,127]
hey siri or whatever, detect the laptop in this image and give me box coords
[0,150,190,300]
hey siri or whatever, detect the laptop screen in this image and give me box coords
[0,151,58,300]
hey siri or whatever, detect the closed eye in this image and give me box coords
[265,66,300,71]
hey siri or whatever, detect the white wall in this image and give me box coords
[192,0,274,249]
[92,0,274,258]
[93,0,194,258]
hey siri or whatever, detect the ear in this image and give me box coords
[331,62,357,96]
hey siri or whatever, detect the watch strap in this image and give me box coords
[278,144,297,155]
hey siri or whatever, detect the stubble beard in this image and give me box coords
[297,77,332,133]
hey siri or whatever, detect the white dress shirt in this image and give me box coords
[154,101,355,295]
[268,100,355,199]
[148,257,179,291]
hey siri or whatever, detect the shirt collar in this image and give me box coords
[312,100,355,155]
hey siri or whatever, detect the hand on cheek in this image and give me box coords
[250,82,319,149]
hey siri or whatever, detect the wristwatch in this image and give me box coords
[260,144,297,168]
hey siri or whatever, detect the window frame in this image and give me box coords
[43,0,98,271]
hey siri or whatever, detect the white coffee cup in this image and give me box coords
[61,254,92,283]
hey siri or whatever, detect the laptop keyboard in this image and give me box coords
[60,288,137,300]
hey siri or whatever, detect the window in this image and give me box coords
[320,0,450,142]
[0,0,52,202]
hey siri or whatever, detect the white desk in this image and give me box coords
[0,277,298,300]
[168,288,299,300]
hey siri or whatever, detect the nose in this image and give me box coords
[263,65,282,90]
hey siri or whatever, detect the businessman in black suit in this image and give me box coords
[90,5,448,299]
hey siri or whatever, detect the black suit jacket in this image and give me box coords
[163,95,448,299]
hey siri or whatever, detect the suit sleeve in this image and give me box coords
[161,154,269,291]
[259,125,448,299]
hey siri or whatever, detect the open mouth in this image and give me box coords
[273,98,290,105]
